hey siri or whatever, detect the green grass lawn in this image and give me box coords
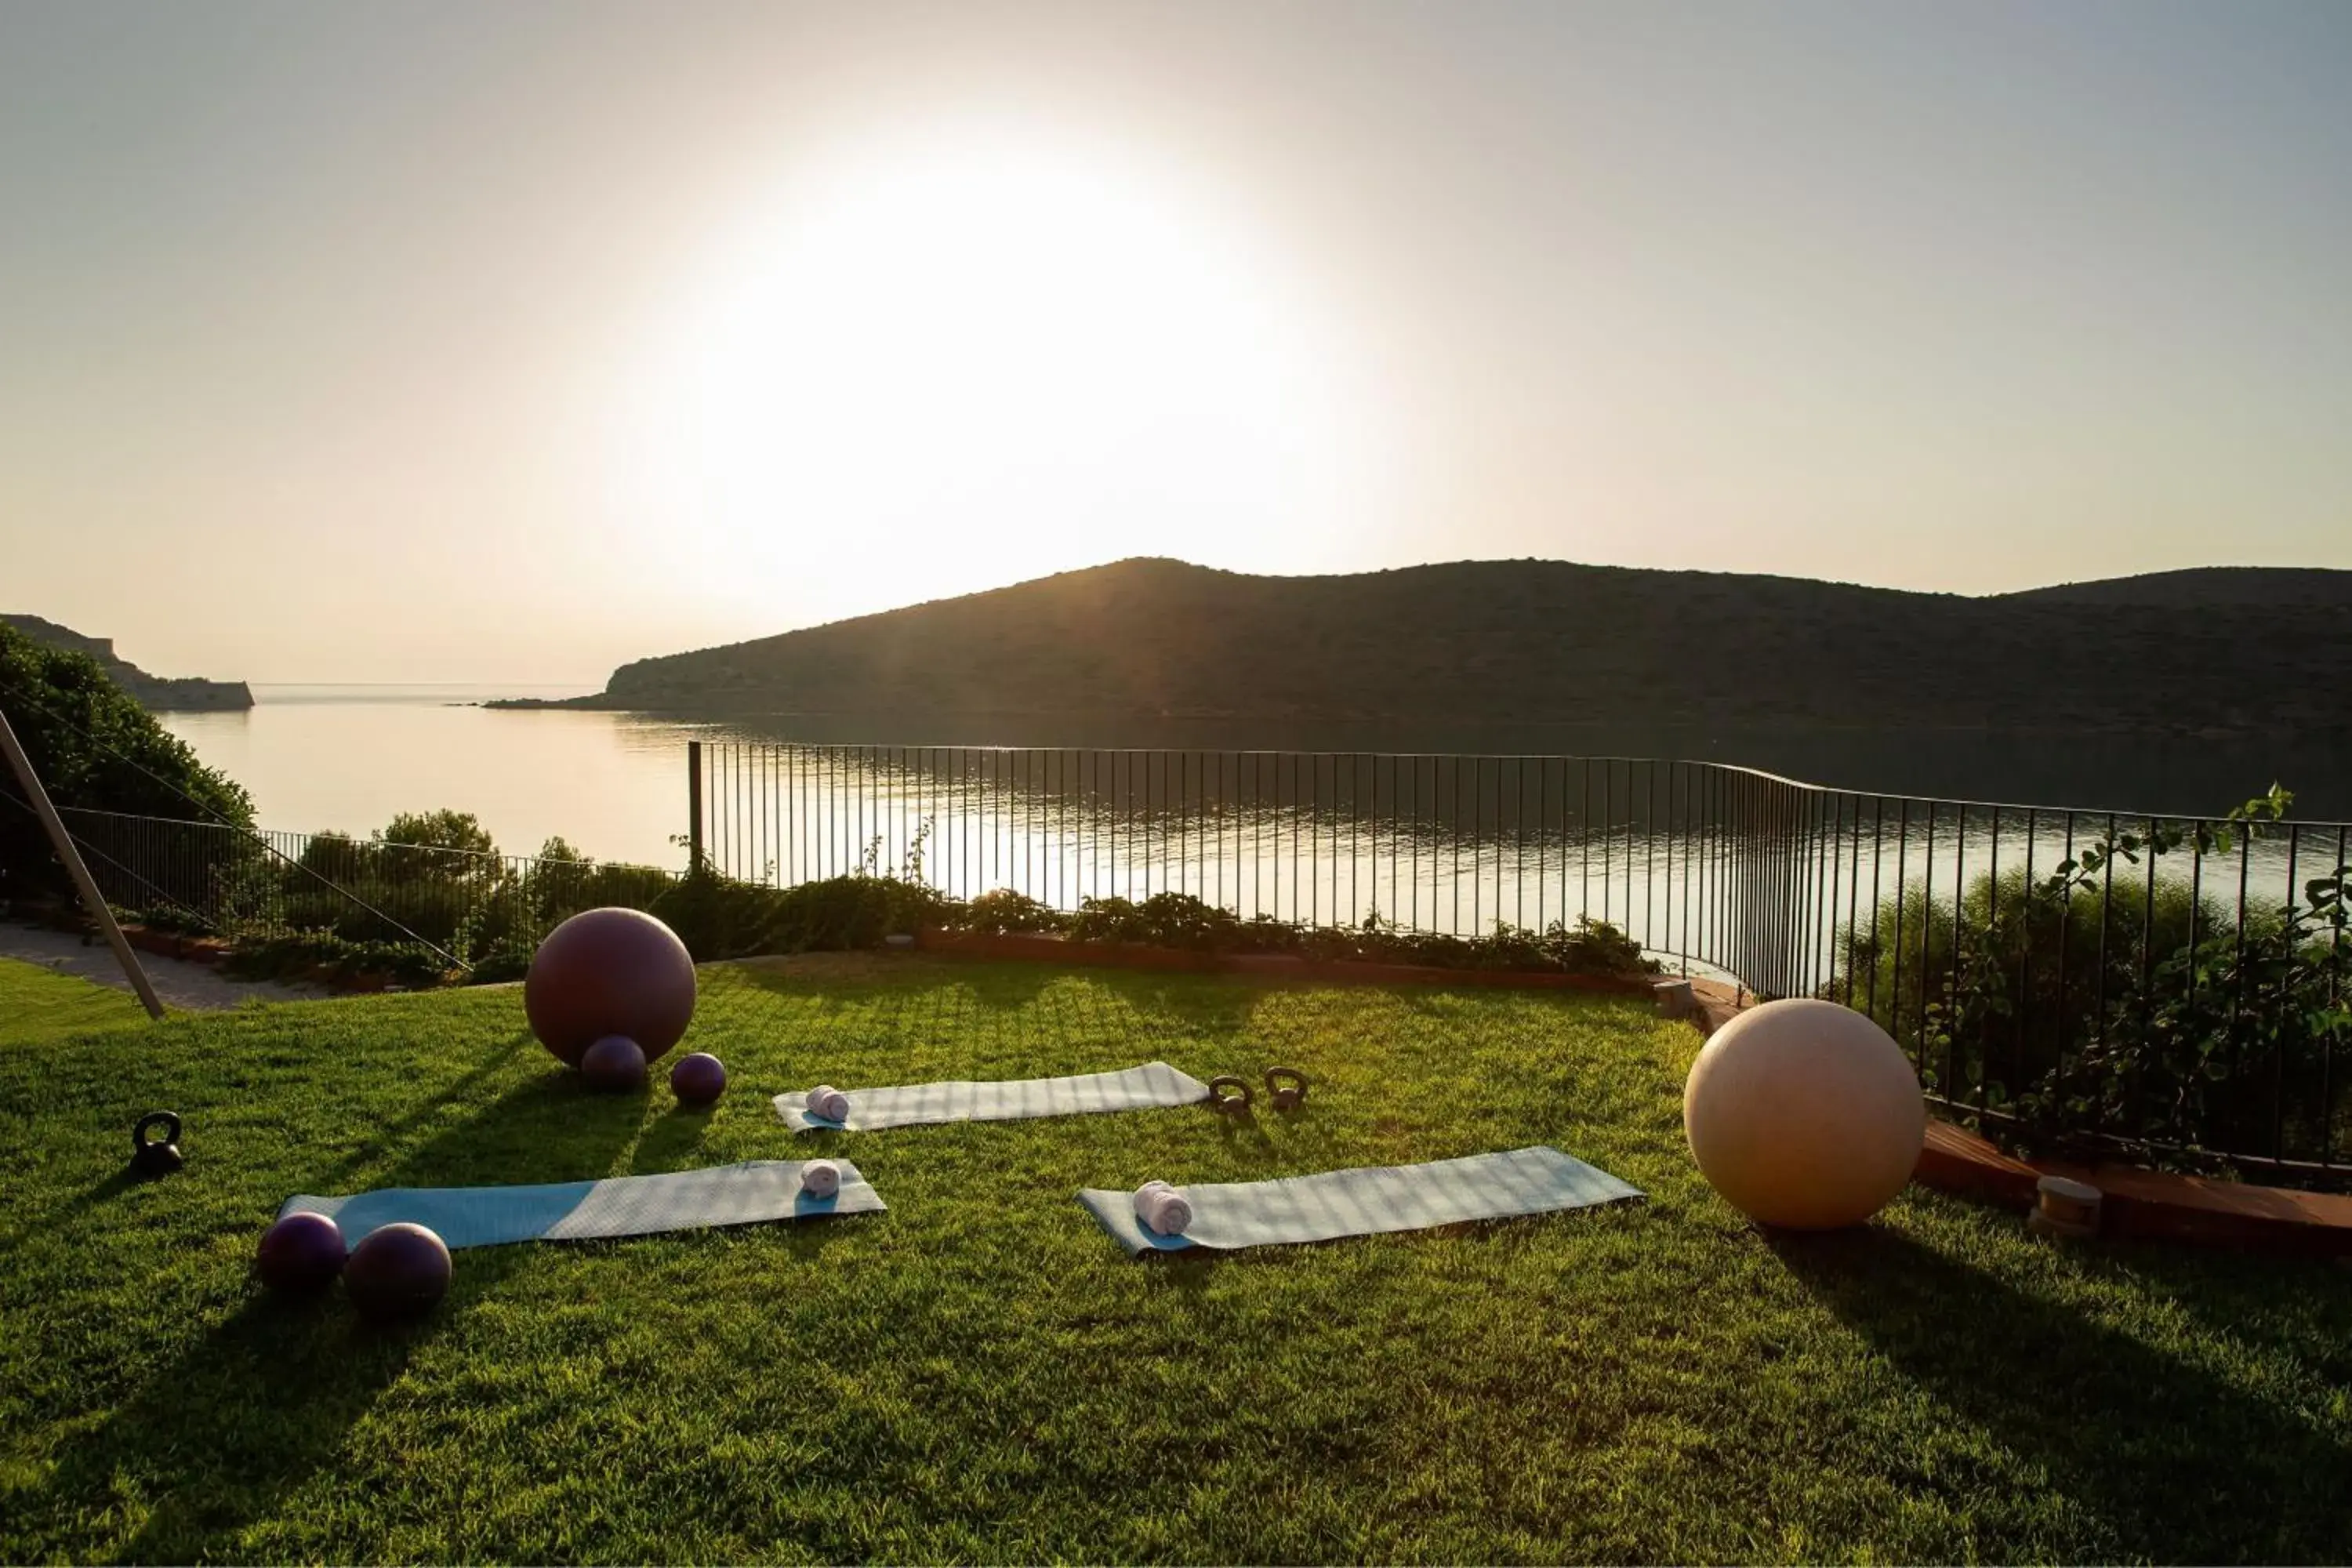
[2,953,2348,1563]
[0,955,151,1046]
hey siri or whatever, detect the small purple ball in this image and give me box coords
[344,1222,452,1323]
[670,1051,726,1108]
[256,1211,347,1295]
[580,1033,648,1091]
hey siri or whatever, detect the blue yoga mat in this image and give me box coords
[775,1061,1210,1132]
[1078,1145,1642,1256]
[280,1160,883,1250]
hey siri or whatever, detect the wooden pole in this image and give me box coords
[0,706,168,1019]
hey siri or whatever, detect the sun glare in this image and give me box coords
[617,125,1385,624]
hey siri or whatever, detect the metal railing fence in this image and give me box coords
[692,741,2352,1178]
[26,743,2347,1181]
[51,807,678,963]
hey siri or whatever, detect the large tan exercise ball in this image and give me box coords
[524,908,697,1068]
[1683,997,1925,1230]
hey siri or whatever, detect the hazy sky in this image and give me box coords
[5,1,2349,684]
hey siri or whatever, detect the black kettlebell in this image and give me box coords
[1206,1076,1254,1116]
[1263,1066,1310,1112]
[129,1111,184,1178]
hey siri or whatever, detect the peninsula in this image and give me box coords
[2,615,254,712]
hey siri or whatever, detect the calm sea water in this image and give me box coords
[161,686,714,869]
[149,687,2344,991]
[158,687,2352,882]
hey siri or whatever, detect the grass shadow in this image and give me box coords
[1210,1109,1279,1165]
[722,953,1064,1014]
[25,1070,643,1561]
[298,1028,543,1191]
[1773,1226,2352,1562]
[630,1099,716,1173]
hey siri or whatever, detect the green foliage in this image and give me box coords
[651,867,954,962]
[638,869,1660,979]
[241,814,680,972]
[1835,786,2352,1167]
[1066,891,1252,949]
[294,829,368,879]
[0,623,253,905]
[463,934,539,985]
[219,932,458,989]
[1043,891,1658,976]
[116,902,216,936]
[378,808,498,859]
[955,887,1066,934]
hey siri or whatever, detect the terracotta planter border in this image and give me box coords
[1911,1120,2352,1256]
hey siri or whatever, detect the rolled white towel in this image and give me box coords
[804,1085,851,1123]
[800,1159,843,1200]
[1132,1179,1193,1236]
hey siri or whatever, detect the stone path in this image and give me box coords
[0,921,328,1011]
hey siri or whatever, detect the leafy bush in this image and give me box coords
[641,872,1659,979]
[652,869,956,962]
[464,935,538,985]
[1829,787,2352,1167]
[1054,892,1658,977]
[221,933,458,989]
[954,888,1069,935]
[380,809,498,859]
[254,814,681,963]
[1067,893,1249,949]
[0,623,254,907]
[116,903,216,937]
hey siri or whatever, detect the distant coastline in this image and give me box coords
[481,557,2352,742]
[481,694,604,712]
[2,613,252,712]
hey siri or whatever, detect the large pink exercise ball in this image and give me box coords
[1683,997,1925,1230]
[524,908,697,1068]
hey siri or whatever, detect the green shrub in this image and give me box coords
[379,809,498,859]
[1068,892,1248,949]
[221,933,458,989]
[116,902,215,937]
[464,935,538,985]
[1828,789,2352,1167]
[254,815,679,962]
[954,888,1069,935]
[0,624,254,909]
[652,869,956,962]
[1054,891,1657,977]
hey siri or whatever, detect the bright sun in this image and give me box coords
[617,124,1386,626]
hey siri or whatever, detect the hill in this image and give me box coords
[0,615,252,712]
[532,559,2352,736]
[1999,567,2352,609]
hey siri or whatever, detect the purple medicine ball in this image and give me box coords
[581,1033,648,1091]
[256,1210,347,1295]
[524,908,697,1068]
[670,1051,727,1107]
[344,1222,452,1323]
